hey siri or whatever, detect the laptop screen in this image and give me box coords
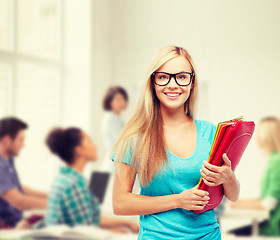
[89,171,111,204]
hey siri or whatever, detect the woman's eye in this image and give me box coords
[178,75,186,79]
[159,75,167,79]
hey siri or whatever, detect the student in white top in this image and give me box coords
[100,86,128,173]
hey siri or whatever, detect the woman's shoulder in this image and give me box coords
[195,118,217,144]
[195,118,216,128]
[195,118,217,134]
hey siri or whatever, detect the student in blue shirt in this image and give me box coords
[45,127,139,234]
[110,46,240,239]
[0,117,48,228]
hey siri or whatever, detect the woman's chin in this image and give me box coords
[161,101,185,111]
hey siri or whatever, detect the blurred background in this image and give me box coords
[0,0,279,237]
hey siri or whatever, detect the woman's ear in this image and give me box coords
[74,145,83,158]
[191,80,195,90]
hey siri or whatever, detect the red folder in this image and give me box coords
[193,117,255,214]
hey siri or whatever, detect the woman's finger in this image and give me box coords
[201,165,220,178]
[192,188,209,197]
[192,205,205,211]
[192,200,209,206]
[222,153,231,167]
[192,194,210,201]
[203,161,221,173]
[200,170,216,182]
[203,177,216,186]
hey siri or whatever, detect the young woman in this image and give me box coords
[229,117,280,236]
[110,46,240,239]
[45,127,139,234]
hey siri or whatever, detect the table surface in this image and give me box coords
[222,206,270,220]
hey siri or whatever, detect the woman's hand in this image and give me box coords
[200,153,235,187]
[177,186,210,211]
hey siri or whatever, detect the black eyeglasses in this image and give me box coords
[151,71,194,86]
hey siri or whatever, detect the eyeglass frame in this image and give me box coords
[151,71,195,86]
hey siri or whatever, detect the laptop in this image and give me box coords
[89,171,111,204]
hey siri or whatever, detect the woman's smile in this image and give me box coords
[164,92,182,100]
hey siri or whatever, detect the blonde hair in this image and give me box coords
[110,46,198,187]
[257,116,280,154]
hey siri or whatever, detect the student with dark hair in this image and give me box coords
[0,117,48,228]
[101,86,128,173]
[102,86,128,113]
[45,127,139,233]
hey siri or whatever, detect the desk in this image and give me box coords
[222,206,269,236]
[0,229,138,240]
[23,209,46,218]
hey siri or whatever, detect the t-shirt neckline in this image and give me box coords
[164,118,199,160]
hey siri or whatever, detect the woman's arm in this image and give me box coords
[113,162,210,215]
[200,153,240,202]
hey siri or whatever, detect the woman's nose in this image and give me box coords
[167,77,178,88]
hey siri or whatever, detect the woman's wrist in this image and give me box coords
[224,169,236,185]
[174,193,182,209]
[223,171,240,202]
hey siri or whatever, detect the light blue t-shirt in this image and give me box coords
[111,119,221,240]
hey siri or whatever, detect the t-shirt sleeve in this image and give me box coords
[0,162,17,196]
[266,156,280,199]
[200,120,217,147]
[110,140,134,166]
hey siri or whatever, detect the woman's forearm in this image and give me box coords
[113,192,180,215]
[223,171,240,202]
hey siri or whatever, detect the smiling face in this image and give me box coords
[153,56,193,111]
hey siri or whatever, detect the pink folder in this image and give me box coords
[193,118,255,214]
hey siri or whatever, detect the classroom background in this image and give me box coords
[0,0,279,238]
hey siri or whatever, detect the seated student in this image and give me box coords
[229,117,280,236]
[0,117,48,228]
[45,127,139,234]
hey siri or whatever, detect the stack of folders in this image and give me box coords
[193,116,255,214]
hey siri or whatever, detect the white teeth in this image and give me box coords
[165,93,180,97]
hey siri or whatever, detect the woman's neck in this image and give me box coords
[69,157,87,174]
[112,109,121,116]
[160,104,191,127]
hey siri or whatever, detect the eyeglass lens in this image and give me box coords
[154,72,192,86]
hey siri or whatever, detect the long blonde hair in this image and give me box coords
[110,46,198,187]
[257,116,280,154]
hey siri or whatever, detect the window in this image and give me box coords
[0,0,63,190]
